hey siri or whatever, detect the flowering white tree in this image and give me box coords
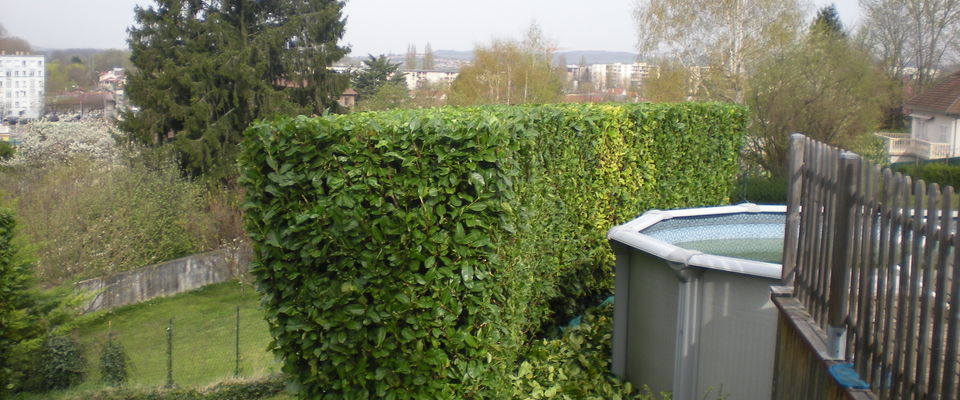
[4,120,126,167]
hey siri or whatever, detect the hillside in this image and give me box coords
[22,281,280,398]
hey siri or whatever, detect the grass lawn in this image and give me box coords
[20,280,282,398]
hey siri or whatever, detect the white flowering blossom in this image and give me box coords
[4,120,128,167]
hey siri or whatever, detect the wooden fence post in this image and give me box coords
[782,133,805,286]
[827,152,860,359]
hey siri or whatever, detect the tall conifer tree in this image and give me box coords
[122,0,349,178]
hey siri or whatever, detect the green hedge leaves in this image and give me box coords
[239,103,746,398]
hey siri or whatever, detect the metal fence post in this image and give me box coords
[827,152,859,359]
[165,318,174,388]
[235,305,241,377]
[782,133,805,286]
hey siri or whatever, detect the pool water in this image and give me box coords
[640,212,785,264]
[676,238,783,264]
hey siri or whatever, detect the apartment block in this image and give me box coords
[1,52,45,119]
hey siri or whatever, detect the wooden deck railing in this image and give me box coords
[780,134,960,399]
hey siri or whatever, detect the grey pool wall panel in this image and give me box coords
[608,204,785,400]
[625,250,680,393]
[695,270,779,399]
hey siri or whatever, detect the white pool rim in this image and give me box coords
[607,203,786,280]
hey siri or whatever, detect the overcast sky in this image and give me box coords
[0,0,862,55]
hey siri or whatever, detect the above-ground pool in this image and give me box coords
[639,209,785,264]
[607,203,786,400]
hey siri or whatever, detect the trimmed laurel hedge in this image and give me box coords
[239,103,746,398]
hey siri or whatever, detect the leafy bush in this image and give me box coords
[71,375,285,400]
[99,334,129,387]
[240,103,746,398]
[511,301,667,400]
[894,162,960,190]
[0,208,33,393]
[41,335,86,390]
[729,175,788,204]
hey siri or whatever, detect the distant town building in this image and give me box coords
[568,62,656,92]
[98,68,126,88]
[98,68,127,115]
[0,52,45,119]
[401,70,459,90]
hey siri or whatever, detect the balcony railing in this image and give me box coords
[876,132,953,159]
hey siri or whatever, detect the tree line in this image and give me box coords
[635,0,960,176]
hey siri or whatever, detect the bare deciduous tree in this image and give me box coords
[859,0,960,88]
[633,0,805,103]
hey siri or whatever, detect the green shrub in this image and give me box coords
[72,375,285,400]
[239,103,746,398]
[0,141,14,161]
[41,335,86,390]
[511,301,668,400]
[99,334,129,387]
[895,162,960,190]
[0,208,33,394]
[729,175,788,204]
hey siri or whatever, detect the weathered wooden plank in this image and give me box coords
[828,153,858,359]
[942,196,960,398]
[871,169,894,389]
[890,174,916,399]
[913,183,940,398]
[928,186,952,399]
[898,178,926,399]
[783,134,806,286]
[797,138,817,306]
[855,165,879,379]
[879,172,907,400]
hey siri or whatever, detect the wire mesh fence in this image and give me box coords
[77,289,281,391]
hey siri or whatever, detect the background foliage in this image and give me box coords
[744,9,887,177]
[0,208,34,393]
[449,24,563,105]
[0,122,244,284]
[894,162,960,190]
[240,102,746,398]
[66,375,285,400]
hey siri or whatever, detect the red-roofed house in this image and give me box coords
[338,88,357,109]
[885,70,960,161]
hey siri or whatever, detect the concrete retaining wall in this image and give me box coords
[75,243,252,313]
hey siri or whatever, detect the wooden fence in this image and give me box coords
[781,134,960,399]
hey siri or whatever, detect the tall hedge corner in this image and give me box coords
[239,103,746,398]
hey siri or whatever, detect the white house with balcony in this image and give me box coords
[879,70,960,162]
